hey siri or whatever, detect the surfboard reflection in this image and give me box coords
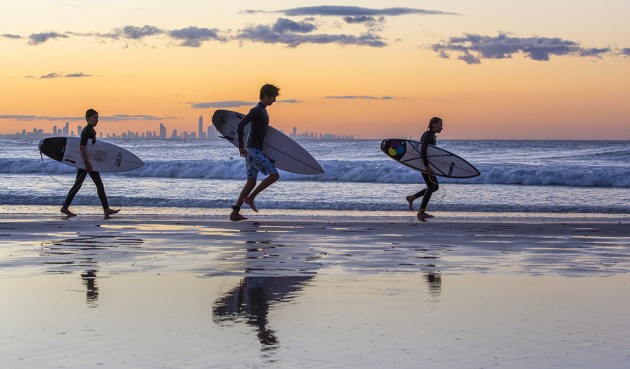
[213,275,313,350]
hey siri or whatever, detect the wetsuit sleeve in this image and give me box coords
[236,108,257,148]
[79,126,90,146]
[420,131,432,167]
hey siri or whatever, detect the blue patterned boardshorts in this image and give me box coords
[245,148,278,179]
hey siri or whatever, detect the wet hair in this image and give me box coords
[428,117,442,131]
[85,109,98,121]
[260,84,281,99]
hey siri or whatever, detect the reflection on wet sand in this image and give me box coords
[213,276,313,351]
[40,234,144,307]
[425,272,442,298]
[81,269,99,306]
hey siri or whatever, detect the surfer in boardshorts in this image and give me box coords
[230,84,281,221]
[60,109,120,219]
[406,117,443,221]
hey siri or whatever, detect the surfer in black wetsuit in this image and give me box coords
[230,84,281,221]
[406,117,443,221]
[60,109,120,219]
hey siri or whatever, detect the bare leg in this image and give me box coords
[244,173,279,212]
[230,178,256,219]
[406,195,415,211]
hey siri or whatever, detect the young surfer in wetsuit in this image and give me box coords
[60,109,120,219]
[406,117,443,221]
[230,84,281,221]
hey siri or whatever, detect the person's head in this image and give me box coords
[85,109,99,126]
[260,83,280,106]
[428,117,443,133]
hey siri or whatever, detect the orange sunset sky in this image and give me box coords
[1,1,629,139]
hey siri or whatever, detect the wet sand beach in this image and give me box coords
[1,213,629,368]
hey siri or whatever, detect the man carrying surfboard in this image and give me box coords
[406,117,443,221]
[60,109,120,219]
[230,84,281,221]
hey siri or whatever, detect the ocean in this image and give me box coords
[1,138,629,215]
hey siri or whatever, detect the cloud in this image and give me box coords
[120,25,163,40]
[432,33,613,64]
[279,99,302,104]
[28,32,68,45]
[40,73,62,79]
[326,95,394,100]
[107,114,175,121]
[2,34,21,39]
[237,18,386,48]
[191,101,255,109]
[0,114,173,121]
[256,6,456,17]
[619,48,630,56]
[272,18,317,34]
[0,114,82,121]
[343,16,383,24]
[25,72,94,79]
[169,26,224,47]
[191,99,302,109]
[64,72,93,78]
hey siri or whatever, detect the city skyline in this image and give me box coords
[3,114,353,140]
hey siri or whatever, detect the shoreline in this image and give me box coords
[1,205,629,223]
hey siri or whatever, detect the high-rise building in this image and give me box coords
[198,115,205,139]
[159,123,167,139]
[63,122,69,136]
[77,125,82,137]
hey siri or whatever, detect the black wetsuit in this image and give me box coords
[63,125,110,209]
[237,102,269,150]
[412,130,439,211]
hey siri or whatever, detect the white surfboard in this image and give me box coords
[381,138,480,178]
[39,137,144,172]
[212,109,324,175]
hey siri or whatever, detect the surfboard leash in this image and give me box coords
[39,152,86,187]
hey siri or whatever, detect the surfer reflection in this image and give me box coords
[406,117,443,221]
[213,275,312,350]
[81,269,100,307]
[424,272,442,298]
[41,234,143,308]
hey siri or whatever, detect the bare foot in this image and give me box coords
[424,213,435,218]
[417,212,428,222]
[60,206,76,217]
[230,212,248,222]
[243,197,258,212]
[104,208,120,219]
[406,196,415,211]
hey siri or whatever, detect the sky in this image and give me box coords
[1,0,629,139]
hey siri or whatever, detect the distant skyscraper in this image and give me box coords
[292,127,297,137]
[77,125,82,137]
[198,115,205,139]
[159,123,167,139]
[171,129,178,139]
[63,122,69,136]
